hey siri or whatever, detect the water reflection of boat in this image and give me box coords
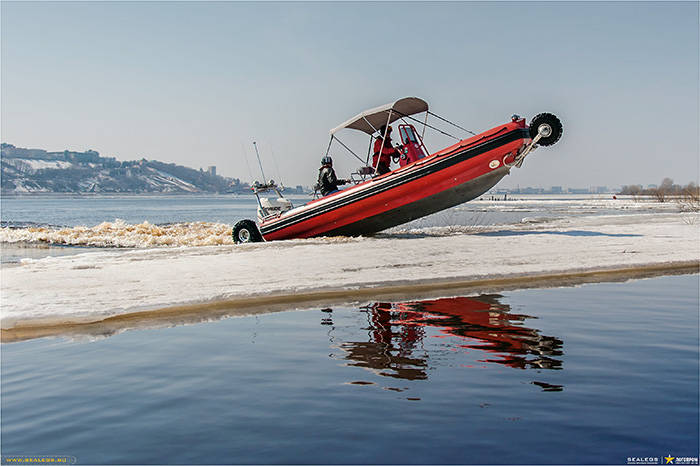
[335,294,563,384]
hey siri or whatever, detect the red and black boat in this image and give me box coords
[232,97,562,243]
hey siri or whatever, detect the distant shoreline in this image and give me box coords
[3,261,697,343]
[0,191,313,197]
[0,191,645,199]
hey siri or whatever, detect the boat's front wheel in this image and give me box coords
[232,219,263,244]
[529,113,563,146]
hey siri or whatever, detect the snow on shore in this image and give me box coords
[1,212,698,328]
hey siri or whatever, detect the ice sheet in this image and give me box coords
[1,212,698,328]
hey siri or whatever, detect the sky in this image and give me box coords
[1,1,698,189]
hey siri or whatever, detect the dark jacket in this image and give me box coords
[317,165,341,196]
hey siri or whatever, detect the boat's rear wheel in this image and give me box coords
[232,219,263,244]
[529,113,563,146]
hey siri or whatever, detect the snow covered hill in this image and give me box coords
[1,143,248,194]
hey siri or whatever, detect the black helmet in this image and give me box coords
[321,156,332,165]
[379,125,392,136]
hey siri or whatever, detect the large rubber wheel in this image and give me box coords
[529,113,563,147]
[232,219,263,244]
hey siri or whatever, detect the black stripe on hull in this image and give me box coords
[321,166,509,237]
[260,128,529,236]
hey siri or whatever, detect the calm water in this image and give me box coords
[2,274,698,465]
[0,193,665,229]
[0,194,279,227]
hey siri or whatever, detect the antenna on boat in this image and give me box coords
[252,141,267,183]
[240,142,255,184]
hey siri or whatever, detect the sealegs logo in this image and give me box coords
[628,458,660,465]
[627,455,699,465]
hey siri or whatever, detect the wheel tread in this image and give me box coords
[232,219,263,243]
[529,112,563,146]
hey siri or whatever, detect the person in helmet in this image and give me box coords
[372,125,401,176]
[316,156,350,196]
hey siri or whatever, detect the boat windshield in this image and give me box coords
[400,125,419,144]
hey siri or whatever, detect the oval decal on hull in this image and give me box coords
[489,160,500,169]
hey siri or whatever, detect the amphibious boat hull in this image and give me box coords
[259,122,531,241]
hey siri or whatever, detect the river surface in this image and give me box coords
[2,274,698,465]
[1,193,697,464]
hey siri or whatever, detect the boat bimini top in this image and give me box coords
[329,97,429,135]
[325,96,478,178]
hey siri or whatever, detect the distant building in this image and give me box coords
[3,144,50,159]
[550,186,563,194]
[521,187,544,194]
[207,166,216,176]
